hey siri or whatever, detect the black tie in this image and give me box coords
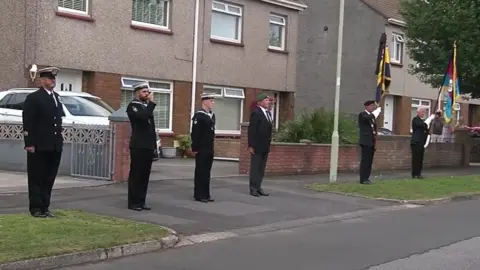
[266,111,272,122]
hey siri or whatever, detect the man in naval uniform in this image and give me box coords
[191,93,216,203]
[358,100,382,185]
[22,66,65,218]
[126,81,157,211]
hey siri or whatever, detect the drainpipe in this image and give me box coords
[190,0,200,132]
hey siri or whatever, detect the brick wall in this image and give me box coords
[110,121,131,182]
[238,122,470,175]
[83,71,122,109]
[214,137,240,159]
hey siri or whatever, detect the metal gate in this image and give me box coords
[64,124,115,180]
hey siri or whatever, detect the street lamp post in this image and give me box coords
[329,0,345,183]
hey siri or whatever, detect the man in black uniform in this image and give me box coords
[191,93,216,203]
[126,81,157,211]
[358,100,382,185]
[23,66,65,218]
[411,107,435,179]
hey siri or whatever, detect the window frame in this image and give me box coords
[121,77,174,132]
[131,0,171,30]
[203,85,245,134]
[391,33,405,64]
[210,0,243,44]
[268,14,287,50]
[57,0,89,16]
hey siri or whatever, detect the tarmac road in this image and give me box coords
[60,199,480,270]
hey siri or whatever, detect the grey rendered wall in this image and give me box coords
[26,0,299,92]
[295,0,386,115]
[0,0,27,91]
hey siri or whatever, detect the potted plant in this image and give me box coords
[176,134,194,158]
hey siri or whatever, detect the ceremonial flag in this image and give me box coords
[374,33,392,103]
[441,41,460,123]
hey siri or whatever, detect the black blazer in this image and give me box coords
[22,88,65,152]
[248,107,273,153]
[358,111,377,147]
[191,109,216,154]
[126,99,157,150]
[411,116,428,145]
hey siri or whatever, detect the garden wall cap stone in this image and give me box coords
[109,107,129,122]
[241,122,250,126]
[299,139,313,144]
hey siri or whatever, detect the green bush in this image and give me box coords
[274,108,358,144]
[176,134,192,150]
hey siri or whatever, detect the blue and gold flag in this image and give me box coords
[441,41,460,123]
[374,33,392,103]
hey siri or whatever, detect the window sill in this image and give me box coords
[130,24,173,35]
[55,11,94,22]
[267,47,289,54]
[391,61,403,67]
[210,38,244,47]
[215,132,241,138]
[157,131,175,136]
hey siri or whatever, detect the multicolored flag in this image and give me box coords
[374,33,392,103]
[441,41,460,123]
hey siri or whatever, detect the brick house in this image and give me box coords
[295,0,480,135]
[0,0,307,159]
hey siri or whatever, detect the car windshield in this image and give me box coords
[60,96,115,117]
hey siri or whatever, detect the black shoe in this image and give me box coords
[44,210,55,218]
[412,175,424,179]
[207,198,215,202]
[31,211,47,218]
[128,206,143,211]
[141,205,151,210]
[195,198,209,203]
[258,190,270,196]
[250,191,260,197]
[360,180,373,185]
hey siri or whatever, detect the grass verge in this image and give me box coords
[0,209,169,264]
[308,176,480,200]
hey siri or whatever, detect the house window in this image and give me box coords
[269,14,286,50]
[132,0,170,29]
[410,99,431,131]
[203,86,245,133]
[211,1,242,43]
[58,0,88,15]
[121,77,173,131]
[391,33,404,64]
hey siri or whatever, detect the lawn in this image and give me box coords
[308,176,480,200]
[0,210,169,264]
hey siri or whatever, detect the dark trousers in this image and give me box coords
[27,150,62,214]
[359,145,375,182]
[194,152,214,199]
[411,144,425,177]
[128,148,154,208]
[249,152,269,191]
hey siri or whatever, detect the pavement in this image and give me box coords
[59,199,480,270]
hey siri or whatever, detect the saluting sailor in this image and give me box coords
[191,93,216,203]
[126,81,157,211]
[358,100,382,185]
[22,66,65,218]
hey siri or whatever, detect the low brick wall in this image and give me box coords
[214,136,240,159]
[239,123,470,175]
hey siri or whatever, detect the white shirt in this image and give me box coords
[259,106,272,122]
[44,89,58,107]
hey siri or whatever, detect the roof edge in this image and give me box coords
[260,0,308,11]
[387,18,407,27]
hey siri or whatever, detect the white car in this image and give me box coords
[0,88,114,125]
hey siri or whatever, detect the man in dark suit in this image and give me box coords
[248,93,272,197]
[126,81,157,211]
[191,93,216,203]
[358,100,382,184]
[23,66,65,218]
[411,107,435,179]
